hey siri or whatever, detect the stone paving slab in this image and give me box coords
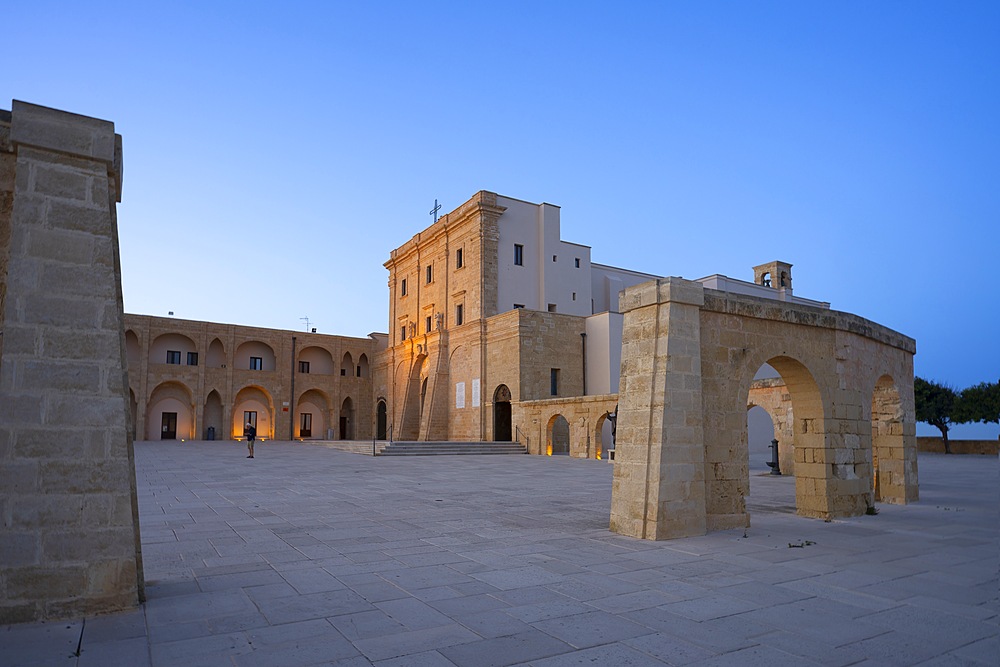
[1,442,996,666]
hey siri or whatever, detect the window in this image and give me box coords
[300,413,312,438]
[455,304,464,326]
[426,316,432,333]
[299,360,310,373]
[401,278,407,296]
[548,304,557,312]
[341,368,347,376]
[426,265,433,283]
[356,366,362,377]
[514,304,524,309]
[572,292,576,301]
[456,247,463,268]
[244,411,257,428]
[514,244,523,266]
[552,255,557,262]
[249,356,263,370]
[550,368,559,396]
[575,258,580,268]
[401,325,406,341]
[187,352,198,366]
[166,350,181,365]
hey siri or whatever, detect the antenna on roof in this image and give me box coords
[300,316,312,331]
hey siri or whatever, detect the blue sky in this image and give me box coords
[6,1,998,437]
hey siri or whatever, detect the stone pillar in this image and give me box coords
[0,101,143,623]
[610,278,708,540]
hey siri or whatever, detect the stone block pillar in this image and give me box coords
[0,101,143,623]
[610,278,707,540]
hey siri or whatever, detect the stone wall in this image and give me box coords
[0,101,143,622]
[917,437,998,455]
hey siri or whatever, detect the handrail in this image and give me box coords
[514,425,528,450]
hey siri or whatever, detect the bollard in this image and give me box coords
[765,438,782,475]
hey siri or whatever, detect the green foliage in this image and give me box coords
[914,377,956,451]
[955,381,1000,425]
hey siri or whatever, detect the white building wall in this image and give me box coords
[590,263,662,313]
[585,311,624,395]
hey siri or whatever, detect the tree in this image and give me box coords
[914,377,957,454]
[955,380,1000,425]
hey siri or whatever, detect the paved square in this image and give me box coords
[2,443,997,666]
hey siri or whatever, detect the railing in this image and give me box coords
[514,425,528,451]
[373,424,392,457]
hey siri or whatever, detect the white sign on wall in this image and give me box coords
[456,382,465,409]
[472,379,480,407]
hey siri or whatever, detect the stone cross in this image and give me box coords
[430,199,442,223]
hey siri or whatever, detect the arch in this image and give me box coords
[233,385,274,439]
[235,341,276,371]
[298,346,334,375]
[149,333,196,366]
[398,353,427,440]
[341,351,354,377]
[296,389,329,439]
[376,399,387,440]
[340,396,355,440]
[207,338,226,368]
[204,390,223,440]
[357,353,370,378]
[594,411,612,460]
[871,374,903,503]
[546,414,570,455]
[146,381,195,441]
[125,330,140,370]
[493,384,512,442]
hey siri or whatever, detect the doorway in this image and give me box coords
[161,412,177,440]
[494,384,512,441]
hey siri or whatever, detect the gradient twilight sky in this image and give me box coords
[5,2,998,437]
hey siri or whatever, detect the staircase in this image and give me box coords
[379,441,527,456]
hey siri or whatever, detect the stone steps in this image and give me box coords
[379,441,527,456]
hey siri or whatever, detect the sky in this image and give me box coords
[5,1,998,438]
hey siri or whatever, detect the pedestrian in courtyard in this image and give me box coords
[244,422,256,458]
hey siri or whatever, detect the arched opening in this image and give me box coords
[357,353,370,378]
[207,338,226,368]
[493,385,512,442]
[235,341,276,371]
[340,396,355,440]
[298,346,334,375]
[233,385,274,439]
[747,405,777,475]
[376,399,387,440]
[595,412,613,460]
[296,389,328,439]
[146,381,195,441]
[398,355,426,440]
[149,333,197,367]
[871,375,903,503]
[125,330,140,370]
[547,414,570,456]
[341,351,354,377]
[204,390,223,440]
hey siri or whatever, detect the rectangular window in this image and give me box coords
[426,265,433,283]
[356,366,362,377]
[299,360,310,373]
[341,368,347,376]
[552,255,557,262]
[513,303,524,309]
[514,244,523,266]
[401,278,407,296]
[456,247,463,268]
[426,315,432,333]
[550,368,559,396]
[300,412,312,437]
[186,352,198,366]
[575,257,580,268]
[455,304,464,326]
[401,325,406,341]
[572,292,576,301]
[166,350,181,365]
[548,304,557,312]
[249,356,263,370]
[244,411,257,428]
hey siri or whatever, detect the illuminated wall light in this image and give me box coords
[546,444,553,456]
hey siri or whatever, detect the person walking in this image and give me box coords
[244,422,256,458]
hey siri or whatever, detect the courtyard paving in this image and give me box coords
[2,442,997,666]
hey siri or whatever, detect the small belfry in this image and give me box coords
[753,260,793,290]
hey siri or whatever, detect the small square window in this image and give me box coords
[514,303,524,309]
[341,368,347,376]
[250,356,263,370]
[514,244,523,266]
[299,360,310,373]
[548,304,557,313]
[552,255,557,262]
[575,258,580,268]
[187,352,198,366]
[401,278,407,296]
[426,265,433,284]
[166,350,181,365]
[456,248,464,269]
[456,304,464,326]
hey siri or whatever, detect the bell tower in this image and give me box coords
[753,261,793,291]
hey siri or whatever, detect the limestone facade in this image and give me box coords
[124,314,383,442]
[0,102,143,622]
[609,276,917,540]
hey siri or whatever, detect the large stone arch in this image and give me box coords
[146,381,195,441]
[296,388,330,439]
[204,390,224,440]
[149,333,196,366]
[233,385,274,439]
[610,277,917,541]
[298,346,334,375]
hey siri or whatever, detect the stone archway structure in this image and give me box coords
[610,277,917,541]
